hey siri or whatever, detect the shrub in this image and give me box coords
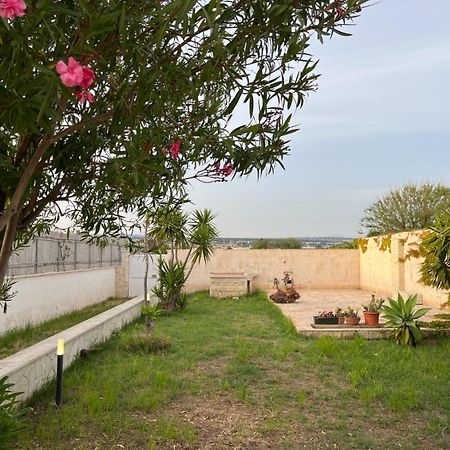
[176,293,188,310]
[381,294,430,346]
[120,333,170,354]
[420,209,450,306]
[0,377,27,448]
[141,303,162,334]
[152,259,187,312]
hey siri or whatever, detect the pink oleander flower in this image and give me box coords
[169,140,181,159]
[56,57,84,88]
[75,90,95,105]
[79,66,95,89]
[222,163,234,177]
[0,0,26,19]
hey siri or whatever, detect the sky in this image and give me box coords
[186,0,450,238]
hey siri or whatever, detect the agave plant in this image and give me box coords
[381,293,431,346]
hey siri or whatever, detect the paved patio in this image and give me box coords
[274,289,445,339]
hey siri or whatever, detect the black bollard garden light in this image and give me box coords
[56,339,64,407]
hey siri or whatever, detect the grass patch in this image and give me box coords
[15,291,450,450]
[0,297,128,359]
[119,331,171,354]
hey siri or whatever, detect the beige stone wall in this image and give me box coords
[181,248,360,293]
[181,232,448,309]
[209,275,249,298]
[359,238,393,296]
[359,231,448,309]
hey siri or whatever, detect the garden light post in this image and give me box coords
[56,339,64,407]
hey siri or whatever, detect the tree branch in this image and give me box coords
[0,107,113,233]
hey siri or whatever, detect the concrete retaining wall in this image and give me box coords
[0,296,144,402]
[181,248,360,293]
[0,267,117,334]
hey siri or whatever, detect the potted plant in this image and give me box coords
[335,307,345,324]
[344,306,360,325]
[313,311,339,325]
[363,294,385,326]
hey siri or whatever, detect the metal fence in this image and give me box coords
[7,232,122,277]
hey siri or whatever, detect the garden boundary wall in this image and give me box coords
[180,248,361,292]
[0,248,130,335]
[180,233,448,310]
[359,231,448,309]
[0,296,144,402]
[7,232,121,277]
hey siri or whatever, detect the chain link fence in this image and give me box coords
[7,232,122,277]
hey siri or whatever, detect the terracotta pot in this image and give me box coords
[364,311,380,326]
[338,316,345,324]
[345,316,361,325]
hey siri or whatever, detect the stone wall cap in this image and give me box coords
[209,272,256,280]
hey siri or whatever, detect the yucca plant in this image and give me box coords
[420,209,450,306]
[152,259,187,312]
[140,304,161,335]
[381,294,431,346]
[148,206,218,311]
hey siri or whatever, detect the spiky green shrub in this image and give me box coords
[420,209,450,305]
[0,377,27,448]
[381,294,430,346]
[140,303,162,334]
[152,259,187,312]
[149,207,218,311]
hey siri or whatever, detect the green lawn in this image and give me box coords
[0,297,128,359]
[16,292,450,449]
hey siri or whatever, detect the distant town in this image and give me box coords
[212,237,355,249]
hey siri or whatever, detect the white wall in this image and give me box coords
[0,267,116,334]
[128,254,159,297]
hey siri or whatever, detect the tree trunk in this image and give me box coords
[0,211,20,292]
[143,216,150,304]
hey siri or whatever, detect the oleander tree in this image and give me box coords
[0,0,366,303]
